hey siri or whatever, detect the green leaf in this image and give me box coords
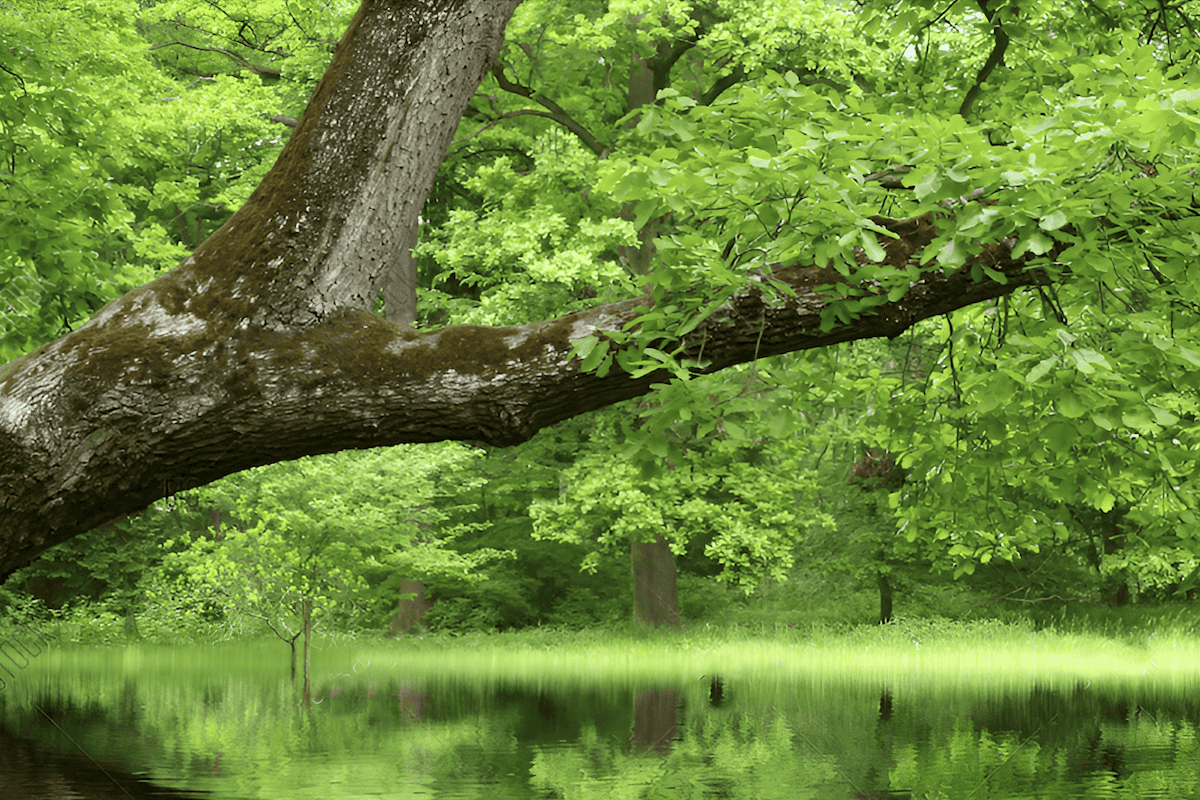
[1013,232,1054,258]
[1039,210,1068,231]
[1044,421,1076,456]
[860,230,886,263]
[747,147,773,168]
[914,171,942,200]
[632,199,657,231]
[1069,348,1110,374]
[783,128,809,152]
[1025,357,1057,385]
[937,238,969,269]
[571,334,599,361]
[580,339,610,372]
[1055,392,1087,418]
[1149,405,1179,426]
[1121,408,1159,434]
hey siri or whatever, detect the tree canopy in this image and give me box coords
[1,0,1199,579]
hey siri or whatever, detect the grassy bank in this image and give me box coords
[4,564,1199,651]
[14,616,1200,710]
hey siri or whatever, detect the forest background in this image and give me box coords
[2,0,1200,646]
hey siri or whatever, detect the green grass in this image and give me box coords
[12,614,1200,721]
[280,614,1200,702]
[8,560,1200,655]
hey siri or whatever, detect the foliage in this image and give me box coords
[532,414,835,592]
[160,443,512,639]
[0,0,343,362]
[415,131,638,326]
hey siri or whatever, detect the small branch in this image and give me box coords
[449,109,559,154]
[490,65,609,156]
[700,65,744,106]
[863,166,913,189]
[150,41,283,79]
[0,63,26,94]
[958,2,1010,119]
[797,73,850,93]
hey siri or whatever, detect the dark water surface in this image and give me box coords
[1,643,1198,799]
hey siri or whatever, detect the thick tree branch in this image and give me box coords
[647,33,698,92]
[0,207,1047,577]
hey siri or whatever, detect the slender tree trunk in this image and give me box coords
[123,606,140,639]
[878,571,893,625]
[397,685,427,723]
[302,598,312,706]
[631,533,680,626]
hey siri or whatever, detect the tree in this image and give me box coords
[2,0,1199,582]
[531,374,834,624]
[164,442,508,694]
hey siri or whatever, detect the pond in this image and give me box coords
[1,629,1198,799]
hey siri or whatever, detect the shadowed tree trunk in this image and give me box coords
[388,579,432,634]
[878,570,893,625]
[0,0,1050,581]
[631,533,680,627]
[397,685,427,723]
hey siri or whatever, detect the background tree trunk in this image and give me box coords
[631,533,680,626]
[388,579,431,634]
[302,597,313,706]
[878,571,893,625]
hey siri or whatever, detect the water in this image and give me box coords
[1,639,1198,799]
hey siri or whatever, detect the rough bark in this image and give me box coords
[631,532,680,627]
[0,0,1047,579]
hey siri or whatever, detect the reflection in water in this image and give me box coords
[2,652,1199,799]
[0,722,210,800]
[708,675,726,708]
[632,689,678,753]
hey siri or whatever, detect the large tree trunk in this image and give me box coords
[0,0,1046,580]
[631,533,680,627]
